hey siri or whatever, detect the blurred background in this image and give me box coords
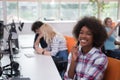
[0,0,120,36]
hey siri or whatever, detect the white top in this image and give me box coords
[46,34,67,56]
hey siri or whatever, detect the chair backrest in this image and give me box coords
[103,57,120,80]
[64,36,76,53]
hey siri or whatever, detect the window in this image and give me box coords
[0,1,3,20]
[1,0,120,22]
[41,2,59,21]
[60,2,79,20]
[19,1,38,22]
[6,0,38,22]
[7,1,17,22]
[79,2,97,18]
[101,1,118,21]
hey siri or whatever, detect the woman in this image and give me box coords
[31,21,68,58]
[32,21,47,49]
[104,17,120,59]
[31,21,68,78]
[64,16,108,80]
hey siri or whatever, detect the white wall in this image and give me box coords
[18,21,76,36]
[4,21,77,40]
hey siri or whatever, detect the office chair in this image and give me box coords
[103,57,120,80]
[101,46,120,60]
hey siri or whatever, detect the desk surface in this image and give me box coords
[1,48,62,80]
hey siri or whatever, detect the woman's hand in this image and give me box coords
[35,48,51,56]
[71,45,79,61]
[114,22,120,30]
[43,51,51,56]
[35,47,44,54]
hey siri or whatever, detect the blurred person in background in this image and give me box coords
[104,17,120,59]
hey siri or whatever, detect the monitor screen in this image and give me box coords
[0,21,4,40]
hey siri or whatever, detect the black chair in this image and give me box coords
[52,56,68,79]
[101,46,112,57]
[101,46,120,60]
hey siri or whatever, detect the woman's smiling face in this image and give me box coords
[79,26,93,48]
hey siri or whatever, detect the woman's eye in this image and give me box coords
[79,31,83,34]
[87,32,92,35]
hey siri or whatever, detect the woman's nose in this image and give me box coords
[80,33,86,38]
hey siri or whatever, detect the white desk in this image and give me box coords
[1,48,62,80]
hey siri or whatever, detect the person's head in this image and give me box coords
[104,17,113,28]
[31,21,44,34]
[72,16,108,48]
[39,24,57,44]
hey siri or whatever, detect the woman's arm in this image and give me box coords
[68,46,79,79]
[34,34,42,49]
[34,34,45,54]
[64,46,79,80]
[107,22,120,37]
[115,41,120,45]
[68,58,77,79]
[107,28,116,37]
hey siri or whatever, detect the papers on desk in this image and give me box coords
[24,53,35,58]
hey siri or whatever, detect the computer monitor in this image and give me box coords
[0,21,4,40]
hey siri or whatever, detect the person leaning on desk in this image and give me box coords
[31,21,68,78]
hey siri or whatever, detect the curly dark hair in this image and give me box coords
[31,21,44,33]
[72,16,108,48]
